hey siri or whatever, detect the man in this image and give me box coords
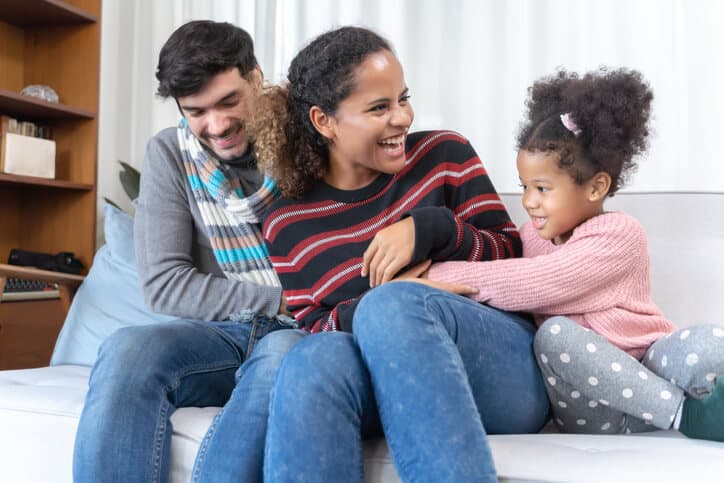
[73,20,303,483]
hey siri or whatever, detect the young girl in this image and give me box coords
[254,26,548,482]
[426,68,724,441]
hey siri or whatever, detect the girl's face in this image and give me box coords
[322,50,414,190]
[517,150,605,245]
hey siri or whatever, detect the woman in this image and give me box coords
[254,26,549,482]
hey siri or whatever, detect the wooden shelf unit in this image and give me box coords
[0,0,100,271]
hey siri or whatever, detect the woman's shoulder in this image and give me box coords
[405,130,478,167]
[265,194,312,218]
[406,130,471,150]
[263,189,340,230]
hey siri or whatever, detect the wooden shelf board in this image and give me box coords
[0,263,84,286]
[0,88,95,121]
[0,173,93,191]
[0,0,97,27]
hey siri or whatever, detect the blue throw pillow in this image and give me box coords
[50,204,176,366]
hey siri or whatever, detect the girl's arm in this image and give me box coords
[428,214,646,314]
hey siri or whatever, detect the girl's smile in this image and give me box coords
[517,149,605,245]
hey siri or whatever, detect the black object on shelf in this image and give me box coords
[8,248,83,274]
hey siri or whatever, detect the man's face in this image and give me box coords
[177,67,261,160]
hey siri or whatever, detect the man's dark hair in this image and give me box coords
[156,20,258,99]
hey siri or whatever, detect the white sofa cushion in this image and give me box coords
[2,365,723,483]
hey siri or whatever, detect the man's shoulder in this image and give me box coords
[143,127,181,170]
[147,126,180,149]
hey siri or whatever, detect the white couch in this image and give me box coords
[1,193,723,483]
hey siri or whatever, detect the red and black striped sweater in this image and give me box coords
[262,130,521,332]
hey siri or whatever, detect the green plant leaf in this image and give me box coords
[119,161,140,201]
[103,197,122,210]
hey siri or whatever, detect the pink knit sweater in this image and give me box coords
[428,212,676,358]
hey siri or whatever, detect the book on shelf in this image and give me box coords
[1,113,56,179]
[0,114,53,140]
[1,277,60,302]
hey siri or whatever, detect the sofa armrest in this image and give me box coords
[0,263,85,313]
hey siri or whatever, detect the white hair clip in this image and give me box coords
[560,112,582,137]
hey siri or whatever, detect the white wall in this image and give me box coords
[97,0,724,243]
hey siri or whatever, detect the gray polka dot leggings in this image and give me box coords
[534,316,724,434]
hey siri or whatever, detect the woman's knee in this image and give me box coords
[252,329,307,357]
[235,329,307,381]
[354,282,449,339]
[356,283,410,326]
[274,333,366,398]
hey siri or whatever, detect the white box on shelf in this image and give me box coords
[0,133,56,179]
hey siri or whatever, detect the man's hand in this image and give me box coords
[362,217,415,287]
[278,294,291,316]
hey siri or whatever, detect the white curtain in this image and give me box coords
[98,0,724,223]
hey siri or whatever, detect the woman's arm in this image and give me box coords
[364,132,521,286]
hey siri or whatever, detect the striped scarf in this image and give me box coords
[177,119,281,287]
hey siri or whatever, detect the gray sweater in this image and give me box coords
[134,127,282,320]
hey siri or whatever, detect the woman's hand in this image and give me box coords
[362,217,415,287]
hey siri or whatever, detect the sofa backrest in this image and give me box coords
[500,192,724,328]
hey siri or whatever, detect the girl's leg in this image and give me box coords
[643,324,724,441]
[643,324,724,396]
[353,282,549,483]
[534,316,684,433]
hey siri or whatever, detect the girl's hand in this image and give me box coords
[396,259,431,279]
[392,276,479,297]
[362,217,415,287]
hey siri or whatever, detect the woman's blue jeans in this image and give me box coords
[265,282,550,483]
[73,317,303,483]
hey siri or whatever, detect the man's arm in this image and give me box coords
[134,130,282,320]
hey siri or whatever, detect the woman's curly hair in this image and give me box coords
[252,26,391,199]
[516,67,654,195]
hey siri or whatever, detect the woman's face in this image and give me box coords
[323,50,414,190]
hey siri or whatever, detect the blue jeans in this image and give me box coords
[265,282,549,483]
[73,315,302,483]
